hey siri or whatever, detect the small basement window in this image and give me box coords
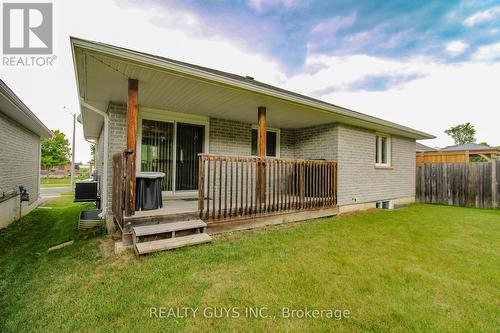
[375,200,393,209]
[375,134,391,167]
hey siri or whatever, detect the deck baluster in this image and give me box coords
[197,154,337,222]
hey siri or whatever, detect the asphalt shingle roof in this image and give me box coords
[416,142,438,152]
[440,143,497,151]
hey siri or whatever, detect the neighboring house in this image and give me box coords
[0,80,52,228]
[441,143,499,154]
[71,38,434,254]
[416,142,438,153]
[416,143,500,166]
[42,162,71,178]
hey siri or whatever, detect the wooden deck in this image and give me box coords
[131,198,198,217]
[113,152,338,254]
[207,206,339,234]
[132,219,211,256]
[122,198,199,232]
[122,196,338,235]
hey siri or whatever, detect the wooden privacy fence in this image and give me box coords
[416,151,468,167]
[416,160,499,208]
[198,154,337,221]
[416,150,500,167]
[111,150,136,230]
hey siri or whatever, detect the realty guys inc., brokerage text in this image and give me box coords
[150,306,351,320]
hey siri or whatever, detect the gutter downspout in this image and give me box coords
[80,99,109,219]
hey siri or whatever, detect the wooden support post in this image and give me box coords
[257,107,266,203]
[257,107,266,157]
[126,78,139,215]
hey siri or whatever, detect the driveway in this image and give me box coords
[40,186,72,199]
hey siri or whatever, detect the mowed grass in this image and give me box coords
[40,177,71,187]
[0,197,499,333]
[40,176,88,188]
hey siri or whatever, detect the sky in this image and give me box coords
[2,0,500,163]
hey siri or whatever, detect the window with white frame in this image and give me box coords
[251,128,280,157]
[375,134,391,166]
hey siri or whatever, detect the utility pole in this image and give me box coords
[71,112,76,189]
[65,106,76,189]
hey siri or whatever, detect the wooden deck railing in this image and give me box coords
[198,154,337,221]
[112,150,136,230]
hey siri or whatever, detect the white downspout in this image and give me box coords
[80,99,109,219]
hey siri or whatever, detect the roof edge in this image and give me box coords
[70,36,435,140]
[0,80,52,138]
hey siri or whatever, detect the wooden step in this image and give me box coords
[124,211,199,230]
[135,233,212,255]
[132,219,206,237]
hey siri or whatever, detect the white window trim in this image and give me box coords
[251,125,281,157]
[375,133,391,167]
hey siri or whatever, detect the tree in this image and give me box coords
[41,130,71,170]
[444,123,476,145]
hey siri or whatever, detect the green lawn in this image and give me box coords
[1,197,499,332]
[40,174,89,188]
[40,177,72,187]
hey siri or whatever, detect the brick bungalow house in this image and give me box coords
[71,37,434,254]
[0,80,52,228]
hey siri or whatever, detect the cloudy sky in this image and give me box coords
[2,0,500,162]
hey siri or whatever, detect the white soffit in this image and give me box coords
[72,38,435,140]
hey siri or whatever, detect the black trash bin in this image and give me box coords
[135,172,165,211]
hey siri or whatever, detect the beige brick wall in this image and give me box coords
[209,118,252,156]
[94,102,127,211]
[0,111,40,204]
[336,124,416,206]
[106,103,127,209]
[280,128,295,159]
[101,110,415,211]
[294,123,338,161]
[209,118,298,159]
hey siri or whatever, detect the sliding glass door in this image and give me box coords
[140,119,205,193]
[140,119,174,191]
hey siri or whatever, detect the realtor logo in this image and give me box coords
[2,2,53,54]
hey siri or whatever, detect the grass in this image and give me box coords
[40,175,89,188]
[40,177,72,187]
[0,199,499,332]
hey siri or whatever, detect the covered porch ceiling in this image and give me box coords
[71,37,435,141]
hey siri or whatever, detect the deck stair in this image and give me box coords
[132,219,212,255]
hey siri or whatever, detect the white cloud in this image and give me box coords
[2,0,499,163]
[463,6,500,26]
[284,54,432,95]
[246,0,305,12]
[445,40,469,56]
[283,54,500,148]
[1,0,286,163]
[472,42,500,61]
[311,12,357,35]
